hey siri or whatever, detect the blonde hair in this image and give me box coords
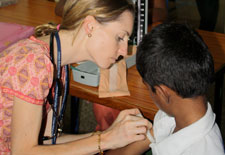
[34,23,57,37]
[35,0,134,37]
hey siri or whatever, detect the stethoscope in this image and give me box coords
[44,31,69,144]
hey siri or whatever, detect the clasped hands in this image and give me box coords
[100,108,152,150]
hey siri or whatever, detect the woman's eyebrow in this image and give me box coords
[122,30,130,37]
[126,31,130,36]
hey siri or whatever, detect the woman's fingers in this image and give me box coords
[120,108,141,117]
[107,119,152,148]
[134,114,153,130]
[103,108,153,150]
[123,114,152,129]
[124,118,150,135]
[124,108,141,115]
[108,108,142,130]
[116,108,141,121]
[132,133,146,141]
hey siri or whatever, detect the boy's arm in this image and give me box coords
[106,128,154,155]
[106,137,150,155]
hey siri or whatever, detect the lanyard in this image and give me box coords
[47,31,69,144]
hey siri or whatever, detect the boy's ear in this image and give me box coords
[155,85,170,104]
[83,15,98,35]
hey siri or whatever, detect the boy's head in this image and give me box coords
[136,23,214,99]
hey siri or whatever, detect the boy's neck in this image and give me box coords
[172,96,207,133]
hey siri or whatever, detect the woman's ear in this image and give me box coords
[83,15,97,35]
[155,85,170,104]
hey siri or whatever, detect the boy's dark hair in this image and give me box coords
[136,23,214,98]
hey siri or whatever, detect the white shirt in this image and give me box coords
[149,103,225,155]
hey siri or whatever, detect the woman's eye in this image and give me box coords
[117,36,124,42]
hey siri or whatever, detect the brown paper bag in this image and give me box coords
[98,59,130,98]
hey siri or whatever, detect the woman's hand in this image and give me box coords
[101,108,152,150]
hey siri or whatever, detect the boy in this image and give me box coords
[107,23,225,155]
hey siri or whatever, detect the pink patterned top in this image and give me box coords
[0,36,53,154]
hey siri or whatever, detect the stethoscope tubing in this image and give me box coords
[49,31,69,144]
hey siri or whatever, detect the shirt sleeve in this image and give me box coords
[1,43,53,105]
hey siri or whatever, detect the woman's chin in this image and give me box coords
[98,63,113,69]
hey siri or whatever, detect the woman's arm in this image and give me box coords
[11,97,152,154]
[43,133,93,145]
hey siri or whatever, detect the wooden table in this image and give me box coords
[0,0,224,123]
[0,0,61,26]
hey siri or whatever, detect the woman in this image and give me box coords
[0,0,151,154]
[55,0,126,132]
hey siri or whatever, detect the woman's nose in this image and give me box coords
[118,42,128,57]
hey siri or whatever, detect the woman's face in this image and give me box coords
[86,10,134,68]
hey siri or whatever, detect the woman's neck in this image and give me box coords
[38,29,90,66]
